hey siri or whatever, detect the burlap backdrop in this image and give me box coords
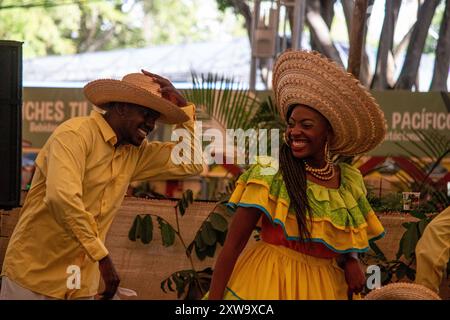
[1,197,448,299]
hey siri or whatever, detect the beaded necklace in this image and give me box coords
[304,160,335,180]
[303,142,335,180]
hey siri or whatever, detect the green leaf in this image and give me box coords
[195,242,207,261]
[160,279,167,293]
[140,215,153,244]
[417,218,429,236]
[380,270,392,285]
[200,221,217,246]
[216,230,227,246]
[186,280,204,300]
[128,215,142,241]
[205,243,217,258]
[226,205,236,216]
[172,274,187,298]
[157,217,176,247]
[369,241,387,262]
[406,267,416,281]
[409,210,426,220]
[401,224,420,260]
[209,212,228,232]
[178,197,186,216]
[396,235,405,260]
[396,265,406,280]
[194,233,207,251]
[198,267,213,275]
[185,189,194,204]
[188,72,261,131]
[178,190,194,217]
[402,222,411,229]
[167,277,174,292]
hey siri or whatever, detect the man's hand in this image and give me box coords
[98,255,120,300]
[343,256,366,300]
[141,69,187,107]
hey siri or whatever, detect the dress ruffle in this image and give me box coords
[227,159,385,253]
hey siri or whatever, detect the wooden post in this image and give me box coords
[249,0,261,91]
[347,0,370,78]
[341,1,372,164]
[292,0,306,49]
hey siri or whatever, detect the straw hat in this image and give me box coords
[364,283,441,300]
[273,50,387,156]
[84,73,189,124]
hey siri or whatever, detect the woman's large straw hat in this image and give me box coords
[364,283,441,300]
[84,73,189,124]
[273,50,387,156]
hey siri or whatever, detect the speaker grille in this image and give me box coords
[0,40,22,209]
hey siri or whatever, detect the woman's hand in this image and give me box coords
[343,256,366,300]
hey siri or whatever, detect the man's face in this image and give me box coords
[118,103,160,146]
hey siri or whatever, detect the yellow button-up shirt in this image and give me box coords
[2,104,203,299]
[415,206,450,293]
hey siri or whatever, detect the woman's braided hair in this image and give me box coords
[279,105,312,240]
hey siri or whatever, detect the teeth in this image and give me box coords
[292,141,307,147]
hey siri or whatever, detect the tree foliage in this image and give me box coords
[0,0,144,57]
[0,0,245,58]
[218,0,449,91]
[1,0,447,90]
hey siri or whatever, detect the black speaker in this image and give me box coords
[0,40,22,209]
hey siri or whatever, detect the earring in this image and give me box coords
[324,141,332,164]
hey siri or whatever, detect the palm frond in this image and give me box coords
[186,72,260,131]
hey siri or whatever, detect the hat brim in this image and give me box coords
[364,282,441,300]
[84,79,189,124]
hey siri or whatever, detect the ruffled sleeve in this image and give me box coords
[306,163,385,253]
[227,160,385,253]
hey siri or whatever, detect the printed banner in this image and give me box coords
[22,88,450,158]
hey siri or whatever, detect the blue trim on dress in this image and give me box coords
[227,202,386,254]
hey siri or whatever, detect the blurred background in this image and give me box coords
[0,0,448,207]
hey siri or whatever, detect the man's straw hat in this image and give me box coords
[364,283,441,300]
[84,73,189,124]
[273,50,387,156]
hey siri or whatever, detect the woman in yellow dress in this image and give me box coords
[207,50,387,300]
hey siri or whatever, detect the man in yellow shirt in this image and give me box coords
[415,205,450,294]
[1,71,203,299]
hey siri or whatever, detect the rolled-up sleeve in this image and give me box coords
[43,131,109,262]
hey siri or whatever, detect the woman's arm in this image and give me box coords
[208,206,262,300]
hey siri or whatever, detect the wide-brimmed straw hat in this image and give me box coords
[364,283,441,300]
[84,73,189,124]
[273,50,387,156]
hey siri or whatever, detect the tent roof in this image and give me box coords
[24,37,252,88]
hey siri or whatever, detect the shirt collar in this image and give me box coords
[90,110,118,146]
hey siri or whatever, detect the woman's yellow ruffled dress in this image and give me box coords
[211,160,385,300]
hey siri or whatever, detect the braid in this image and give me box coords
[279,137,312,240]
